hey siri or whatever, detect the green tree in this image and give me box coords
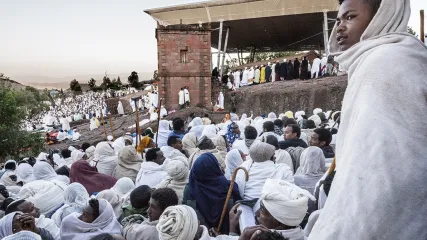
[70,79,82,92]
[0,86,44,161]
[88,78,96,90]
[407,26,418,37]
[128,71,139,88]
[16,86,50,121]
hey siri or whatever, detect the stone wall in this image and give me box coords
[156,25,212,110]
[225,76,348,116]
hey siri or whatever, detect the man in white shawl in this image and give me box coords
[257,179,315,240]
[309,0,427,239]
[218,91,225,109]
[135,148,168,188]
[178,88,185,109]
[60,199,122,240]
[60,115,71,132]
[117,100,125,115]
[233,70,241,89]
[51,183,89,227]
[183,87,190,107]
[157,120,171,148]
[94,142,118,176]
[235,141,294,200]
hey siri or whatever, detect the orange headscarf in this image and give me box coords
[137,136,151,154]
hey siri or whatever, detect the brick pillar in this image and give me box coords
[156,25,212,110]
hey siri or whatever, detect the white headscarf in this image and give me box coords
[268,112,277,120]
[182,132,198,156]
[96,190,124,219]
[51,183,89,227]
[308,114,321,127]
[156,205,199,240]
[296,147,326,177]
[249,141,275,163]
[225,149,244,180]
[0,212,17,238]
[32,161,70,184]
[313,108,323,115]
[275,149,294,170]
[201,125,217,139]
[16,163,35,184]
[189,117,205,139]
[111,177,135,197]
[261,179,315,227]
[157,120,172,148]
[94,142,118,176]
[60,199,122,240]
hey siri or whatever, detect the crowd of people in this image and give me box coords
[216,55,337,91]
[0,107,340,240]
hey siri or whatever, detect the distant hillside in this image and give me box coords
[0,75,26,90]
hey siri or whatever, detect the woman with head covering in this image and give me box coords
[183,153,241,233]
[155,159,189,203]
[136,136,155,155]
[85,146,96,163]
[0,160,18,186]
[275,149,294,172]
[294,147,326,194]
[51,183,89,227]
[70,160,117,195]
[308,115,321,127]
[19,179,68,217]
[110,177,135,198]
[267,112,277,120]
[32,161,70,184]
[60,199,122,240]
[16,162,35,184]
[224,149,245,180]
[284,111,294,119]
[94,142,118,176]
[188,136,224,169]
[96,190,124,219]
[226,122,241,149]
[112,146,141,182]
[201,125,217,139]
[188,117,205,139]
[156,120,171,148]
[212,135,227,162]
[182,132,198,156]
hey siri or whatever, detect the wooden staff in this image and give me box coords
[155,98,163,147]
[328,157,336,175]
[217,167,249,232]
[134,98,141,149]
[100,111,108,141]
[108,112,115,139]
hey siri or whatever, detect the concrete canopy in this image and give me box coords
[145,0,339,52]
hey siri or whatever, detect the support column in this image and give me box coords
[323,11,330,56]
[220,27,230,77]
[421,10,425,43]
[217,21,223,70]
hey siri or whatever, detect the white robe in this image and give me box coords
[130,100,136,112]
[310,1,427,239]
[183,89,190,103]
[218,92,225,109]
[135,162,168,188]
[117,101,124,115]
[60,118,70,131]
[241,69,249,86]
[271,64,276,82]
[90,118,97,131]
[151,93,159,107]
[311,58,321,78]
[234,71,241,89]
[178,90,185,105]
[94,142,118,176]
[36,215,60,240]
[235,160,294,200]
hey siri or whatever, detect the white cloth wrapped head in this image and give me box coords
[156,205,199,240]
[85,146,96,161]
[201,125,218,139]
[111,177,135,197]
[313,108,323,115]
[3,231,41,240]
[96,190,124,219]
[308,114,321,127]
[0,212,18,238]
[225,149,244,180]
[268,112,277,120]
[16,163,35,184]
[296,147,326,177]
[165,160,189,181]
[261,179,315,227]
[249,141,275,163]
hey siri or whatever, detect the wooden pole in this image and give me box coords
[421,10,425,43]
[220,27,230,77]
[217,167,249,232]
[100,111,108,141]
[155,98,163,147]
[108,113,114,139]
[134,100,140,149]
[217,21,224,70]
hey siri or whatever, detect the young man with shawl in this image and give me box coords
[0,212,55,240]
[135,148,168,188]
[309,0,427,239]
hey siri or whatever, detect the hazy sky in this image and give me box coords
[0,0,425,78]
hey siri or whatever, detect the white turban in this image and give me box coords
[156,205,199,240]
[16,163,35,184]
[165,160,189,181]
[0,212,18,238]
[3,231,41,240]
[313,108,323,115]
[308,114,321,127]
[261,179,315,227]
[268,112,277,120]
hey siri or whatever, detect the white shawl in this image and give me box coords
[135,162,168,188]
[157,120,171,148]
[60,199,122,240]
[16,163,35,184]
[224,149,243,180]
[310,0,427,239]
[51,183,89,227]
[35,215,60,240]
[94,142,118,176]
[32,161,70,184]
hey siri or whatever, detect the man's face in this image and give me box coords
[336,0,375,51]
[172,140,183,151]
[310,132,323,147]
[256,201,280,229]
[284,126,296,140]
[147,198,162,222]
[155,151,166,165]
[18,201,40,218]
